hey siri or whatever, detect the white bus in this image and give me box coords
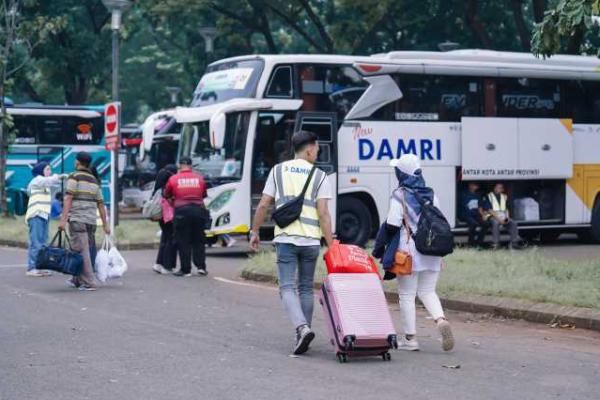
[141,50,600,245]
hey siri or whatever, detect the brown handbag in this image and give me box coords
[391,190,413,276]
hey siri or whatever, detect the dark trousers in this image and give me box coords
[157,220,177,270]
[466,216,488,246]
[174,205,206,273]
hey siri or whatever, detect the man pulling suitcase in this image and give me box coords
[250,130,334,355]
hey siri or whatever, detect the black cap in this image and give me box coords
[76,151,92,167]
[179,156,192,166]
[292,130,318,153]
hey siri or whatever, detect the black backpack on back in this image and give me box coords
[406,189,454,257]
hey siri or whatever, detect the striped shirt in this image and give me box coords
[66,168,103,225]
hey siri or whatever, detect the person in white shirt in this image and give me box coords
[386,154,454,352]
[250,130,334,355]
[25,162,67,277]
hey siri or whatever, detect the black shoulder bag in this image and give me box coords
[272,165,317,228]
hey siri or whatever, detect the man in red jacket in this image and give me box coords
[163,156,209,277]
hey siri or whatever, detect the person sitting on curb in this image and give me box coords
[482,183,524,250]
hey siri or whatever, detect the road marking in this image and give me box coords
[0,264,27,268]
[213,276,278,291]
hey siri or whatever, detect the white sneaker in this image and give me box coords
[226,238,237,248]
[26,269,49,277]
[152,264,170,275]
[397,336,420,351]
[437,319,455,352]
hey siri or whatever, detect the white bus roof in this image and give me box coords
[7,108,102,118]
[210,50,600,80]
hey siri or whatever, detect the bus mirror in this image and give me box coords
[210,111,226,149]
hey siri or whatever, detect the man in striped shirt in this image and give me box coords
[59,152,110,291]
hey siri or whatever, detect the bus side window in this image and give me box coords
[63,116,102,145]
[496,78,561,118]
[367,74,482,122]
[562,80,600,124]
[266,65,293,98]
[12,116,38,144]
[38,116,63,145]
[298,64,367,119]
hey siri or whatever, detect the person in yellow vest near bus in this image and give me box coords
[25,162,68,277]
[483,183,524,250]
[250,130,334,356]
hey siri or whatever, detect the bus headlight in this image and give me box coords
[207,189,235,211]
[216,212,230,227]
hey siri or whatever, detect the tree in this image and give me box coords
[532,0,600,57]
[0,0,61,216]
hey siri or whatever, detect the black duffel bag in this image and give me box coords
[272,165,316,228]
[36,230,84,276]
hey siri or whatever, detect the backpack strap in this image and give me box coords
[392,189,411,244]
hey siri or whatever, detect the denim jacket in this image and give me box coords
[372,222,400,270]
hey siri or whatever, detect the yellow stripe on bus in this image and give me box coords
[567,164,600,209]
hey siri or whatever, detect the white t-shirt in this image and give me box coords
[263,162,332,246]
[387,189,442,272]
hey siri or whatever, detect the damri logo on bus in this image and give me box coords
[358,138,442,161]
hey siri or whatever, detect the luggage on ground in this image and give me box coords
[319,273,397,363]
[324,240,379,275]
[36,230,83,276]
[513,197,540,221]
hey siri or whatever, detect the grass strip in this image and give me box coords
[245,247,600,310]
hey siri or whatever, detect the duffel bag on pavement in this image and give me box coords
[36,230,83,276]
[324,240,379,275]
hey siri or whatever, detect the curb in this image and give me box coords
[0,239,159,251]
[241,270,600,333]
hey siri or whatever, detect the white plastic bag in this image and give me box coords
[107,241,128,279]
[95,237,112,282]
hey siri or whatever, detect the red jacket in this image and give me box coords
[163,170,207,208]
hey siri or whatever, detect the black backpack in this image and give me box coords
[405,188,454,257]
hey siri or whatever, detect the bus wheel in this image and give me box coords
[590,195,600,243]
[337,197,372,247]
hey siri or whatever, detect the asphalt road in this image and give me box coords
[1,245,599,400]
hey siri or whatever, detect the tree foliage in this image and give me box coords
[532,0,600,57]
[5,0,599,122]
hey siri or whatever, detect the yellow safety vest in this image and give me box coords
[273,159,326,240]
[487,192,507,212]
[25,187,51,221]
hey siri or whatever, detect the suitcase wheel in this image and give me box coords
[382,352,391,362]
[336,352,348,364]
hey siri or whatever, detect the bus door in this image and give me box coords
[294,112,338,233]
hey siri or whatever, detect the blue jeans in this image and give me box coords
[275,243,320,329]
[28,216,49,270]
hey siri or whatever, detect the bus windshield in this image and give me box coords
[179,112,250,183]
[192,59,264,106]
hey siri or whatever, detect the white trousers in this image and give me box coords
[397,270,445,335]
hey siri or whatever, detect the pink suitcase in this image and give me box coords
[319,273,398,363]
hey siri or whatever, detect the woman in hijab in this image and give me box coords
[25,162,67,276]
[152,164,178,274]
[379,154,454,352]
